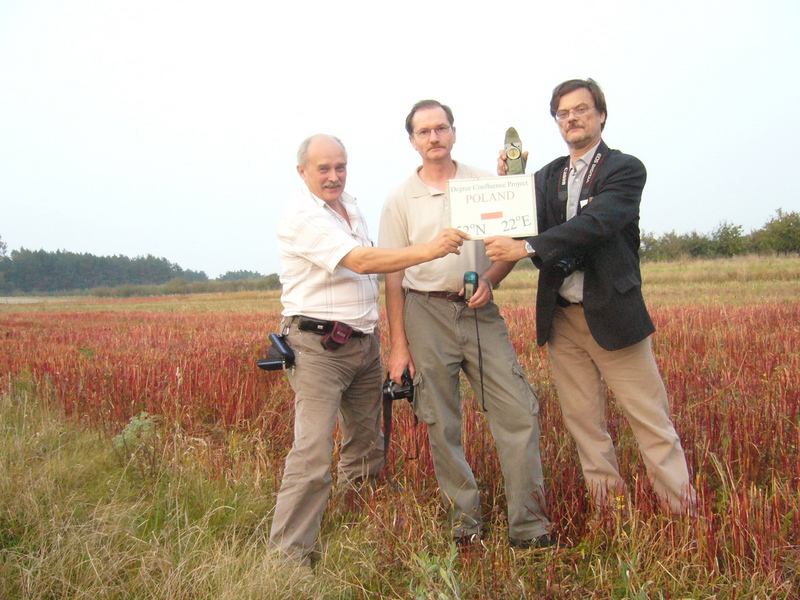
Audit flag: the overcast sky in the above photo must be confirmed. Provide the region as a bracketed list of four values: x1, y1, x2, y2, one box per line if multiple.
[2, 0, 798, 278]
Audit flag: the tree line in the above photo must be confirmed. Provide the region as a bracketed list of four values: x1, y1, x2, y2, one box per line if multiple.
[640, 209, 800, 261]
[0, 240, 280, 296]
[1, 208, 797, 295]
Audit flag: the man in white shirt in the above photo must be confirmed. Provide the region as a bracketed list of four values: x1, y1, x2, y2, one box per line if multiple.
[270, 134, 468, 566]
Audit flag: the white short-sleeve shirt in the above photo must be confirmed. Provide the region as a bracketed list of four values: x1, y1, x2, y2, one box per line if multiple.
[278, 188, 380, 333]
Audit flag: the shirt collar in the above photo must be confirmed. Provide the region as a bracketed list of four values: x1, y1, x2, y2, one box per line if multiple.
[410, 160, 462, 198]
[305, 187, 357, 209]
[572, 140, 603, 171]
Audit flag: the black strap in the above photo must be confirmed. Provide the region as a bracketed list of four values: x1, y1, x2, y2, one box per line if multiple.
[383, 397, 422, 490]
[474, 307, 486, 412]
[382, 397, 400, 490]
[557, 140, 610, 203]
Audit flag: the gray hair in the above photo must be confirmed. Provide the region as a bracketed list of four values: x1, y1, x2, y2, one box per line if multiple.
[296, 134, 347, 166]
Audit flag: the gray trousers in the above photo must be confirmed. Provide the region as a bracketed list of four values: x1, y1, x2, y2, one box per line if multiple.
[269, 320, 385, 563]
[404, 292, 550, 540]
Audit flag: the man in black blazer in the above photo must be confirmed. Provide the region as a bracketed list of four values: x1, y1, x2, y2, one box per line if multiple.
[485, 78, 696, 518]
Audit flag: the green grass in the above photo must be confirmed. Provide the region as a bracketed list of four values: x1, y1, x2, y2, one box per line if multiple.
[0, 378, 315, 600]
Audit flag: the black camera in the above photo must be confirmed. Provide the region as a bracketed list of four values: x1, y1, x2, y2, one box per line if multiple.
[382, 368, 414, 402]
[552, 256, 585, 278]
[257, 333, 295, 371]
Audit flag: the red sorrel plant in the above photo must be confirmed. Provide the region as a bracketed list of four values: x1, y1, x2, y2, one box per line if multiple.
[1, 295, 798, 596]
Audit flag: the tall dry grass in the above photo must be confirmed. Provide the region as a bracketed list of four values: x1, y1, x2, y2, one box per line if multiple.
[0, 378, 327, 599]
[0, 255, 798, 598]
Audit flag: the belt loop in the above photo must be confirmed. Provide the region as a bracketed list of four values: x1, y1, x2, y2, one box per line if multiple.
[281, 315, 294, 335]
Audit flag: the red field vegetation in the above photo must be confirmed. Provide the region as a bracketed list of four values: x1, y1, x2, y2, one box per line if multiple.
[1, 297, 798, 592]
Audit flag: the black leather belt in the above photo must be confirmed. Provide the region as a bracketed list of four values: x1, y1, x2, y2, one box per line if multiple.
[556, 295, 583, 308]
[296, 316, 367, 337]
[407, 289, 465, 302]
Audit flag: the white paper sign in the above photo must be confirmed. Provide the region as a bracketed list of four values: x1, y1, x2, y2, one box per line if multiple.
[447, 174, 537, 240]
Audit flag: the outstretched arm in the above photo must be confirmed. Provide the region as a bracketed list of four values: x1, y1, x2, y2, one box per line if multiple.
[339, 228, 469, 274]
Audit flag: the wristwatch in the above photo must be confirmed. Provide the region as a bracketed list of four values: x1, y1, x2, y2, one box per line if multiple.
[524, 241, 535, 257]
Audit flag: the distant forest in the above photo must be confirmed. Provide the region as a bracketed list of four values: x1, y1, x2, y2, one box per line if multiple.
[1, 209, 797, 295]
[639, 209, 800, 262]
[0, 242, 279, 296]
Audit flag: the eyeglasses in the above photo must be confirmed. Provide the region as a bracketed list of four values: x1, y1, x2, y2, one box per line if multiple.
[413, 125, 452, 139]
[554, 105, 595, 122]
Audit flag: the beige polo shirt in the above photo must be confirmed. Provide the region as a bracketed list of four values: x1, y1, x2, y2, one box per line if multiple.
[379, 162, 493, 292]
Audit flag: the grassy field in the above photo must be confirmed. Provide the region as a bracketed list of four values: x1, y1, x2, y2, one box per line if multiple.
[1, 256, 798, 599]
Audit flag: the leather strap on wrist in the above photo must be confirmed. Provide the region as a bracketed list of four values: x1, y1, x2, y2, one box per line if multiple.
[480, 276, 494, 299]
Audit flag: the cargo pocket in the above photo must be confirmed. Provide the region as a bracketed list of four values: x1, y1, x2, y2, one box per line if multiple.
[411, 371, 436, 425]
[512, 363, 540, 417]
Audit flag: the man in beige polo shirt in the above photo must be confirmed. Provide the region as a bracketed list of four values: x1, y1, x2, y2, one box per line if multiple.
[379, 101, 555, 549]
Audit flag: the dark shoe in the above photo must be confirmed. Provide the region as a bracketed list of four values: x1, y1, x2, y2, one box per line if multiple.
[453, 532, 483, 549]
[509, 533, 562, 550]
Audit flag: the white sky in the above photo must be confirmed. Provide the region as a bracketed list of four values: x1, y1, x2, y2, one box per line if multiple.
[1, 0, 798, 278]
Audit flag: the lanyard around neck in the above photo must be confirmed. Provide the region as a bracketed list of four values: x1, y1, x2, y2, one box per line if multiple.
[557, 140, 609, 202]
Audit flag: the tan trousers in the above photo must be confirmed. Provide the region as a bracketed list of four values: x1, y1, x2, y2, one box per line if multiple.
[547, 304, 696, 515]
[269, 321, 384, 564]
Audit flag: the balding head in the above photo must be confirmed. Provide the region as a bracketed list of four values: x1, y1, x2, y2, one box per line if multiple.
[296, 134, 348, 204]
[297, 134, 347, 167]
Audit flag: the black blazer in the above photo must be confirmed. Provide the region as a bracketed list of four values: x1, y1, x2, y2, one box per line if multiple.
[526, 142, 655, 351]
